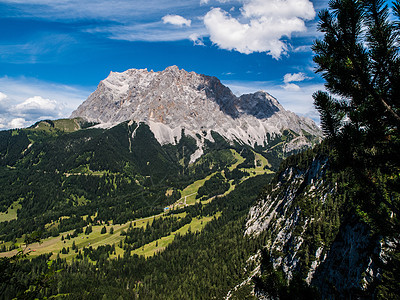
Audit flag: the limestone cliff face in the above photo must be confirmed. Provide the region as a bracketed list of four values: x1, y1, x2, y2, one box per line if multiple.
[71, 66, 321, 161]
[245, 152, 382, 297]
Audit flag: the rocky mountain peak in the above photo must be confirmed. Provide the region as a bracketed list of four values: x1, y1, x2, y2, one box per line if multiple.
[71, 66, 322, 160]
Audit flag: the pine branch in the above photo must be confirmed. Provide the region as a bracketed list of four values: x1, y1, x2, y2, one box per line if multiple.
[313, 91, 343, 138]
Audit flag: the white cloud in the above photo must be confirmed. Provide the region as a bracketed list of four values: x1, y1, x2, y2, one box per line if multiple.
[293, 45, 311, 52]
[88, 21, 207, 42]
[0, 92, 7, 101]
[0, 117, 7, 129]
[12, 96, 59, 117]
[2, 1, 205, 44]
[0, 76, 90, 110]
[189, 33, 205, 45]
[203, 0, 315, 58]
[162, 14, 192, 27]
[283, 83, 301, 91]
[1, 0, 196, 22]
[282, 72, 310, 90]
[0, 76, 91, 130]
[200, 0, 231, 4]
[9, 118, 28, 129]
[2, 0, 316, 52]
[303, 110, 321, 123]
[241, 0, 315, 20]
[283, 72, 309, 83]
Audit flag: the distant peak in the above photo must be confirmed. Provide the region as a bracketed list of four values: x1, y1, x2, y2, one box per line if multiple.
[164, 65, 180, 72]
[71, 66, 322, 150]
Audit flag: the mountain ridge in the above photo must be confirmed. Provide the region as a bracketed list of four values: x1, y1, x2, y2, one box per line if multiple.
[71, 66, 322, 162]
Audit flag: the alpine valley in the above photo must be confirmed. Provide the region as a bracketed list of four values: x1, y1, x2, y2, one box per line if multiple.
[0, 66, 397, 299]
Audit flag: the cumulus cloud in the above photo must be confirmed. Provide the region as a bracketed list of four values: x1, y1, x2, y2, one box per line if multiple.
[283, 83, 301, 91]
[203, 0, 315, 58]
[283, 72, 309, 83]
[9, 118, 28, 129]
[162, 15, 192, 27]
[282, 72, 310, 90]
[0, 76, 90, 130]
[242, 0, 315, 19]
[2, 0, 317, 51]
[12, 96, 60, 118]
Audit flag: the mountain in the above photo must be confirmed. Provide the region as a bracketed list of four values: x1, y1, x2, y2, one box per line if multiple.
[1, 67, 395, 299]
[0, 67, 325, 299]
[71, 66, 321, 163]
[0, 67, 322, 245]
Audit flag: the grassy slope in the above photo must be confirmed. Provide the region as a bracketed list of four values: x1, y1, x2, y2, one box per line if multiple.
[229, 149, 246, 170]
[0, 200, 22, 223]
[0, 148, 273, 261]
[31, 118, 83, 133]
[0, 213, 185, 260]
[131, 213, 221, 258]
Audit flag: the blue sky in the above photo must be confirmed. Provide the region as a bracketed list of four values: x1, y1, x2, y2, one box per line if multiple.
[0, 0, 331, 129]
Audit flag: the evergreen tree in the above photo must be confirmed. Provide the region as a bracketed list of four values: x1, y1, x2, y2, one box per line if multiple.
[101, 226, 107, 234]
[85, 225, 92, 235]
[314, 0, 400, 140]
[313, 0, 400, 233]
[312, 0, 400, 295]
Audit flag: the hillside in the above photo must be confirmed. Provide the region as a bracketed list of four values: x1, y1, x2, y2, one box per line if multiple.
[234, 143, 399, 298]
[0, 119, 260, 241]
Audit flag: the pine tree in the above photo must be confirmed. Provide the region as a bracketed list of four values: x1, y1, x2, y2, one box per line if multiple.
[313, 0, 400, 234]
[85, 225, 92, 235]
[313, 0, 400, 295]
[314, 0, 400, 140]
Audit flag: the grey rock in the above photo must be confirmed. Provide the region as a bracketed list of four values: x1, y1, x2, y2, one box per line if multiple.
[71, 66, 322, 161]
[245, 155, 382, 297]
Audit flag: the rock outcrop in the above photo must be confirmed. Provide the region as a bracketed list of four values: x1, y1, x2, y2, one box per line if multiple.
[245, 151, 382, 297]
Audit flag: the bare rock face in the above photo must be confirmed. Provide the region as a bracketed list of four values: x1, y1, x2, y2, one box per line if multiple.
[244, 155, 382, 297]
[71, 66, 322, 157]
